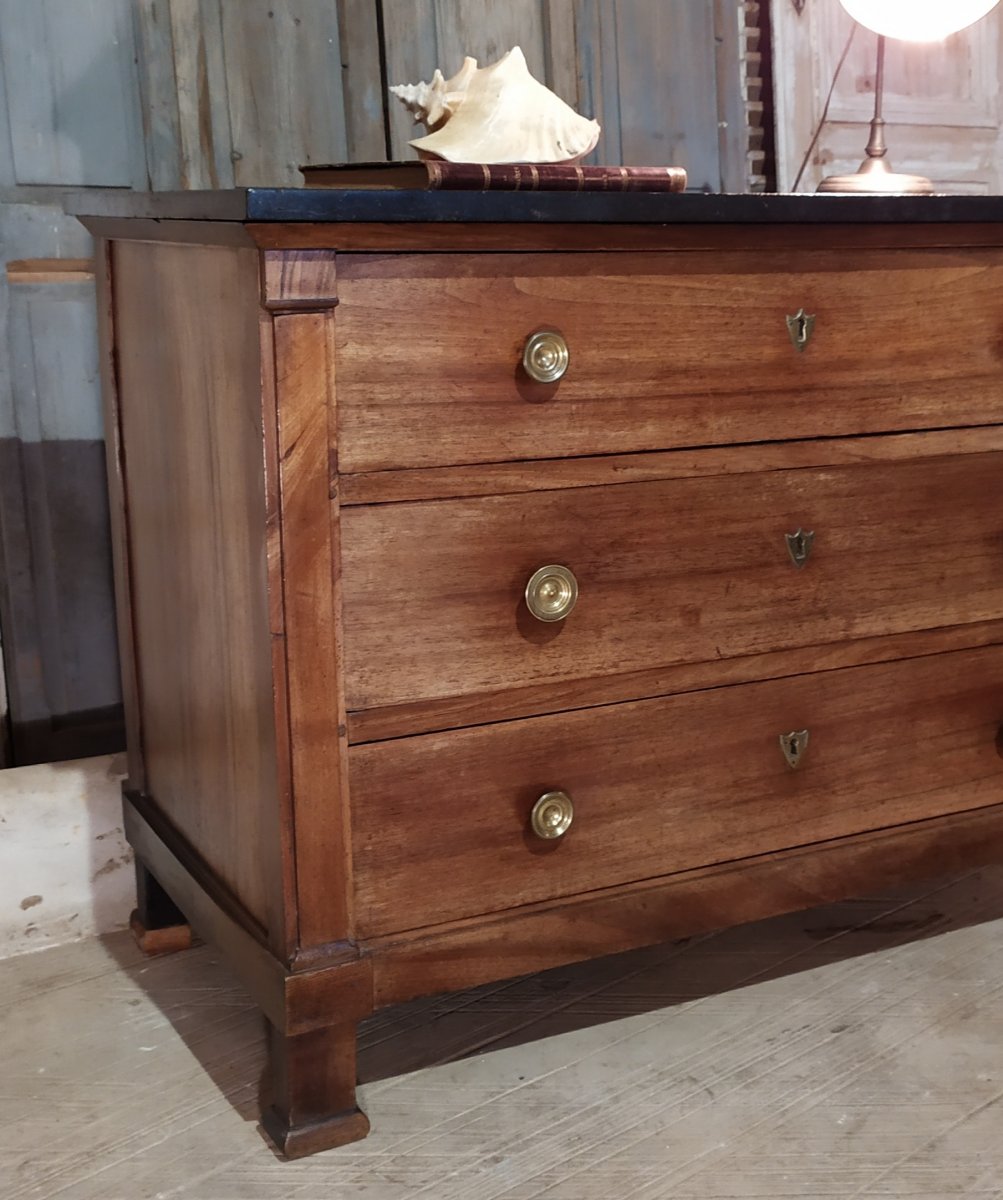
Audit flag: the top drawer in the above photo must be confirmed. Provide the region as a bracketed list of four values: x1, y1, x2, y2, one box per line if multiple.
[334, 249, 1003, 472]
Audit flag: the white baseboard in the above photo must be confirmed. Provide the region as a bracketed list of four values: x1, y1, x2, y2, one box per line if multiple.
[0, 754, 133, 959]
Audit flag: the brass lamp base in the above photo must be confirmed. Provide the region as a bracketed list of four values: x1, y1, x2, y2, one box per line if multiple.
[815, 36, 934, 197]
[817, 155, 934, 195]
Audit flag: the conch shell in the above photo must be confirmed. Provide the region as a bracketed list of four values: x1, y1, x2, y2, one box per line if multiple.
[390, 56, 478, 135]
[389, 46, 600, 165]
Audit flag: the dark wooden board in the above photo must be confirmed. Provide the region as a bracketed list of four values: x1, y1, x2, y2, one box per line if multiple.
[64, 188, 1003, 225]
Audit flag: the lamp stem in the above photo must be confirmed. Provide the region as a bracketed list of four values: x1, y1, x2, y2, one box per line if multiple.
[815, 28, 933, 193]
[863, 34, 887, 162]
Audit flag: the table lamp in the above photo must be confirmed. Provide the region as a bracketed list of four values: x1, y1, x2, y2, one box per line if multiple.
[817, 0, 1001, 193]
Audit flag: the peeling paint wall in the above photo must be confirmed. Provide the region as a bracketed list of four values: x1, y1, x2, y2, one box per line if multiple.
[0, 754, 131, 957]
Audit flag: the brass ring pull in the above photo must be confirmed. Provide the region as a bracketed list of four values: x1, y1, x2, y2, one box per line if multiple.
[786, 308, 816, 353]
[525, 564, 578, 622]
[531, 791, 575, 840]
[522, 330, 570, 383]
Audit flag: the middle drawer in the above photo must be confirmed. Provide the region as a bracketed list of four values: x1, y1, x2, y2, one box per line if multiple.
[341, 451, 1003, 714]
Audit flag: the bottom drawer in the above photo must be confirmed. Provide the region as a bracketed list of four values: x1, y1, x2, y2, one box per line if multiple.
[350, 646, 1003, 936]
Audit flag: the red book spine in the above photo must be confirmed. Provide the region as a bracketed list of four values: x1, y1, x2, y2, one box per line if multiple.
[424, 161, 687, 193]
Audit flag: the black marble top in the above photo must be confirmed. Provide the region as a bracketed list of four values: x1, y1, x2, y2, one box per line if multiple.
[65, 188, 1003, 225]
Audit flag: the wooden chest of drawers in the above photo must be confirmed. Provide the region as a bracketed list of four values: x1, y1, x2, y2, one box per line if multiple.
[73, 189, 1003, 1158]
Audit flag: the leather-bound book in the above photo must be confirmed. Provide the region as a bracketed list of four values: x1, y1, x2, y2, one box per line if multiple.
[300, 160, 687, 192]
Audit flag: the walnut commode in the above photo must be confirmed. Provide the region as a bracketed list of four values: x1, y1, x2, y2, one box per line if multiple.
[72, 187, 1003, 1157]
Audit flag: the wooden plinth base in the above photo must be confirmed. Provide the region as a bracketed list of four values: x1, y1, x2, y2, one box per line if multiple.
[130, 909, 193, 956]
[261, 1105, 371, 1159]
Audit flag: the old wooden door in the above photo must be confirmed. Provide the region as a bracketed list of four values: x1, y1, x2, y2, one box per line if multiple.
[772, 0, 1003, 192]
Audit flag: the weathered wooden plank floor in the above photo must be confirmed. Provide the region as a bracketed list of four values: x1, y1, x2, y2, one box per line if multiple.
[4, 867, 1003, 1198]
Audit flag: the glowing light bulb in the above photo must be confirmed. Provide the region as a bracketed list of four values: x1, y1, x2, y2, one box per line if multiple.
[839, 0, 999, 41]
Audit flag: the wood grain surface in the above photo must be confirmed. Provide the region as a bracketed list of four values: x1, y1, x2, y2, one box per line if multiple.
[345, 619, 1003, 745]
[93, 214, 1003, 1158]
[350, 645, 1003, 935]
[244, 218, 1003, 253]
[271, 309, 356, 949]
[339, 425, 1003, 506]
[261, 1020, 370, 1159]
[334, 249, 1003, 471]
[94, 239, 145, 789]
[112, 240, 285, 935]
[365, 804, 1003, 1007]
[262, 249, 338, 310]
[341, 452, 1003, 713]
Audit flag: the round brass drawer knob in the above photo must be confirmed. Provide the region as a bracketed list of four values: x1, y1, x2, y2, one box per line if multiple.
[525, 564, 578, 622]
[522, 330, 570, 383]
[531, 790, 575, 840]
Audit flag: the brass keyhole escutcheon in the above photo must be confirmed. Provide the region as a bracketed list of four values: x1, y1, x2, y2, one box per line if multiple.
[523, 330, 570, 383]
[530, 790, 575, 840]
[786, 308, 816, 353]
[785, 528, 815, 569]
[525, 564, 578, 622]
[780, 729, 810, 770]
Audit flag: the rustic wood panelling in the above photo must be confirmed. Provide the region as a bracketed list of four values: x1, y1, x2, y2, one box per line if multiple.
[0, 21, 15, 192]
[384, 1, 748, 185]
[133, 0, 384, 188]
[381, 0, 435, 162]
[0, 7, 139, 757]
[0, 201, 123, 766]
[614, 2, 720, 184]
[336, 0, 388, 161]
[133, 0, 236, 190]
[221, 0, 350, 184]
[0, 3, 754, 188]
[0, 273, 122, 764]
[0, 4, 755, 192]
[432, 0, 548, 84]
[382, 1, 548, 161]
[541, 2, 578, 109]
[568, 0, 620, 165]
[380, 0, 744, 182]
[132, 0, 184, 191]
[170, 0, 235, 188]
[0, 0, 145, 187]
